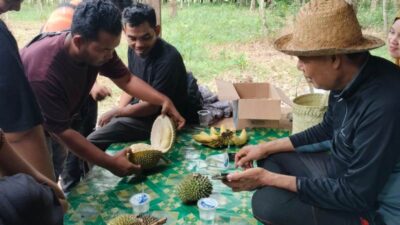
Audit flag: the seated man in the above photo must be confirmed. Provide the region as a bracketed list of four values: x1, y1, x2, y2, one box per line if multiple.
[0, 131, 66, 225]
[87, 3, 199, 150]
[21, 0, 185, 192]
[223, 1, 400, 225]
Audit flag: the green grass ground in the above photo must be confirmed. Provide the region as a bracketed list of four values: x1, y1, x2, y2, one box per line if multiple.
[3, 2, 395, 114]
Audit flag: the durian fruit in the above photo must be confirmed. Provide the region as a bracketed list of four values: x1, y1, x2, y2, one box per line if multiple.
[192, 126, 248, 148]
[177, 173, 213, 204]
[108, 214, 139, 225]
[108, 214, 167, 225]
[136, 214, 159, 225]
[232, 129, 248, 146]
[127, 115, 175, 170]
[127, 144, 163, 170]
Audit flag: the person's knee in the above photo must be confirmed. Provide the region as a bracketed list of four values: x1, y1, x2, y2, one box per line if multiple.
[252, 187, 286, 224]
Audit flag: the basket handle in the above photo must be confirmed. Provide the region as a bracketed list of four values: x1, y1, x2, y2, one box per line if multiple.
[295, 74, 329, 107]
[295, 74, 314, 98]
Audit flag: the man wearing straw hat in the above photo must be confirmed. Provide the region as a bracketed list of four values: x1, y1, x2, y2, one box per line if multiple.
[223, 0, 400, 225]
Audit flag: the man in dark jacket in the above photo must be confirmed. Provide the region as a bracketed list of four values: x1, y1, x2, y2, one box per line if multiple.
[223, 1, 400, 225]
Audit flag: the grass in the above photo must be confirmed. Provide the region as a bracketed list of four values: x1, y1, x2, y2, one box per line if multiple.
[4, 2, 396, 112]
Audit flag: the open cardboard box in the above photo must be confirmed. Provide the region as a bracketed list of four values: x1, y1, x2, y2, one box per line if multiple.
[215, 80, 293, 130]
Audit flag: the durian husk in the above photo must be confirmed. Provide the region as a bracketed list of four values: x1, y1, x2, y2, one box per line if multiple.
[150, 115, 176, 153]
[108, 214, 139, 225]
[108, 214, 167, 225]
[127, 146, 163, 170]
[127, 115, 176, 170]
[177, 173, 213, 204]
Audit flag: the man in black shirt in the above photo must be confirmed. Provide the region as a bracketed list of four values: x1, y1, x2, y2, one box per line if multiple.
[0, 0, 65, 223]
[87, 3, 195, 150]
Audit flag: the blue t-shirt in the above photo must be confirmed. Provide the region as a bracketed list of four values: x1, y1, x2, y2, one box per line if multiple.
[0, 20, 42, 132]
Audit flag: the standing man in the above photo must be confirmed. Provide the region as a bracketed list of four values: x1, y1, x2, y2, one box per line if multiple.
[223, 1, 400, 225]
[87, 3, 199, 150]
[21, 0, 185, 190]
[0, 0, 66, 223]
[40, 0, 133, 192]
[0, 0, 55, 181]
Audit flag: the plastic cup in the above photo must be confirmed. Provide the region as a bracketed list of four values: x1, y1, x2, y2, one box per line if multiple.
[129, 193, 150, 214]
[197, 197, 218, 221]
[183, 146, 201, 160]
[198, 110, 211, 127]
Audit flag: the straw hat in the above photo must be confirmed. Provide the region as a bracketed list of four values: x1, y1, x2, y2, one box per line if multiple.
[274, 0, 384, 56]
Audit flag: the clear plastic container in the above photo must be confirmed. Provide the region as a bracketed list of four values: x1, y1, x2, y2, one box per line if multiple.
[197, 197, 218, 221]
[129, 193, 150, 214]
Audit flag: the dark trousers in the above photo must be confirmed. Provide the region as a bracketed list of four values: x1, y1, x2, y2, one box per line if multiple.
[87, 116, 153, 151]
[252, 152, 384, 225]
[0, 174, 63, 225]
[47, 97, 97, 193]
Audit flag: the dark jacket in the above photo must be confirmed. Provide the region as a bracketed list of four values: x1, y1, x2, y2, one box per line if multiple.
[290, 55, 400, 224]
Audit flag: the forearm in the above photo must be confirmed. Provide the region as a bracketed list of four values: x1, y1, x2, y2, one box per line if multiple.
[118, 92, 133, 108]
[117, 102, 160, 117]
[259, 137, 295, 157]
[265, 172, 298, 193]
[4, 125, 56, 181]
[56, 129, 114, 169]
[0, 136, 43, 177]
[113, 75, 168, 106]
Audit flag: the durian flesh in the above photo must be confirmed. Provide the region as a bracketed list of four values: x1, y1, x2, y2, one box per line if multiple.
[127, 115, 176, 170]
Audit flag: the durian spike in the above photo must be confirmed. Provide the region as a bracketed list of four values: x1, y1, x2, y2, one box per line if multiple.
[149, 218, 167, 225]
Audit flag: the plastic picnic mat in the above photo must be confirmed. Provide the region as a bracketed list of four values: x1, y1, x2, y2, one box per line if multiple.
[64, 127, 289, 225]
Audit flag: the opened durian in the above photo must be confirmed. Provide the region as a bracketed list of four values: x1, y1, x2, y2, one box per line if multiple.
[127, 115, 176, 170]
[193, 125, 248, 148]
[177, 173, 213, 204]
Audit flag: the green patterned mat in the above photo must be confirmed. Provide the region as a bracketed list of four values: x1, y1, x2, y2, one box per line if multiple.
[64, 127, 289, 225]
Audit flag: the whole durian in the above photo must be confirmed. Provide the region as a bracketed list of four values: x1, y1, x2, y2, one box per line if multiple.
[127, 144, 163, 170]
[108, 214, 166, 225]
[177, 173, 213, 204]
[108, 214, 139, 225]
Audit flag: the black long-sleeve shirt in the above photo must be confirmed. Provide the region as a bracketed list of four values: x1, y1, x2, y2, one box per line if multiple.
[290, 55, 400, 223]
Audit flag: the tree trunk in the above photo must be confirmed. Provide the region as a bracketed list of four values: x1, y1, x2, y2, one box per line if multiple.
[371, 0, 379, 11]
[250, 0, 256, 11]
[258, 0, 268, 33]
[170, 0, 177, 18]
[383, 0, 388, 33]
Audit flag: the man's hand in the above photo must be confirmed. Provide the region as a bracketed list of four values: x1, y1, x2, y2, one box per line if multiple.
[161, 100, 185, 130]
[98, 108, 119, 127]
[108, 148, 141, 177]
[222, 168, 270, 192]
[90, 83, 111, 101]
[235, 144, 267, 169]
[34, 172, 68, 212]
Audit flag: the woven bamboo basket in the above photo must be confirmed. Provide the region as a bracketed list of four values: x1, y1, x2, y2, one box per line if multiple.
[292, 93, 328, 134]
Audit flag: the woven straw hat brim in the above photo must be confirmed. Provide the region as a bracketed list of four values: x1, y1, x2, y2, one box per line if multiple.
[274, 33, 385, 57]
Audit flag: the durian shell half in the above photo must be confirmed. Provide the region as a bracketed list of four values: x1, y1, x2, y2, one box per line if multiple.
[150, 115, 176, 153]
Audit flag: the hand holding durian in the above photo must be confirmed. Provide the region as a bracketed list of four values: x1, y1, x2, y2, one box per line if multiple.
[192, 125, 248, 148]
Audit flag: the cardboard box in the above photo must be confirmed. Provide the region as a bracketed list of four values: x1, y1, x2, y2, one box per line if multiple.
[216, 80, 293, 130]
